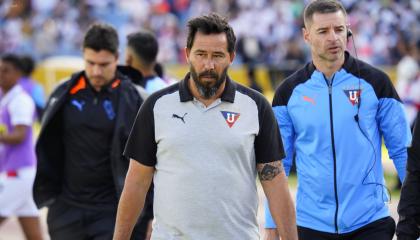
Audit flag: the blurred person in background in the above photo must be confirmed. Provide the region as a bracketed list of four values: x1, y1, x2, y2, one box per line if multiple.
[264, 0, 411, 239]
[0, 54, 42, 240]
[396, 38, 420, 129]
[125, 30, 168, 93]
[394, 36, 420, 190]
[397, 111, 420, 240]
[33, 22, 148, 240]
[237, 34, 264, 92]
[18, 55, 46, 120]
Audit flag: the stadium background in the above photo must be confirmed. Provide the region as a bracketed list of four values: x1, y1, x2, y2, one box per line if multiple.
[2, 0, 419, 93]
[0, 0, 419, 239]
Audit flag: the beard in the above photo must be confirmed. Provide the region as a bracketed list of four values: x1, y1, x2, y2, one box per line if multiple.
[190, 65, 228, 99]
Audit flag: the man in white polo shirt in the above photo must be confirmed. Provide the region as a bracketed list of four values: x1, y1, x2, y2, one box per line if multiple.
[113, 13, 297, 240]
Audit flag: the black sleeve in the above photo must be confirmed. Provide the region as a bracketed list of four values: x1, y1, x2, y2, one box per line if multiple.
[272, 64, 311, 107]
[255, 96, 285, 164]
[356, 60, 401, 101]
[123, 96, 157, 167]
[397, 113, 420, 239]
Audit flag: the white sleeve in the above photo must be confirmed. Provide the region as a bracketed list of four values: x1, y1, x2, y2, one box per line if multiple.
[7, 94, 35, 126]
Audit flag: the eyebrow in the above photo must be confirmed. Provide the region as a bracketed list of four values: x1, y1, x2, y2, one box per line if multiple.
[86, 60, 111, 65]
[194, 49, 226, 55]
[316, 25, 346, 31]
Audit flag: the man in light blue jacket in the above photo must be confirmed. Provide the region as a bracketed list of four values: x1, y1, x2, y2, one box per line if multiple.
[264, 0, 411, 239]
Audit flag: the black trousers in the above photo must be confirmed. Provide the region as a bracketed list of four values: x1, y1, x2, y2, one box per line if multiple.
[47, 199, 147, 240]
[298, 217, 396, 240]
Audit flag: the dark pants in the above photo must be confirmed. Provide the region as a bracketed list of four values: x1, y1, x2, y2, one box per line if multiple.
[47, 200, 147, 240]
[298, 217, 396, 240]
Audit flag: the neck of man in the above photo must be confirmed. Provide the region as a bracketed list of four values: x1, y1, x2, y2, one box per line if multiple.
[89, 76, 114, 92]
[1, 84, 14, 94]
[141, 68, 156, 79]
[132, 60, 155, 78]
[188, 77, 226, 107]
[312, 54, 345, 79]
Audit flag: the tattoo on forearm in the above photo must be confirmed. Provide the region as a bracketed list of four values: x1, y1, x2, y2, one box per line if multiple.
[258, 161, 284, 181]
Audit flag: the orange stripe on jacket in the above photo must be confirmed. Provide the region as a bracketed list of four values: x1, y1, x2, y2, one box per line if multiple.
[111, 79, 121, 89]
[70, 76, 86, 95]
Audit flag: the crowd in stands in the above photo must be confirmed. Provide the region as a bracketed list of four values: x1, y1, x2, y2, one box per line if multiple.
[0, 0, 419, 68]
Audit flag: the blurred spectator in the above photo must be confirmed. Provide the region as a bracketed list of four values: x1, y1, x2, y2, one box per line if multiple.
[0, 0, 418, 69]
[396, 37, 420, 128]
[394, 36, 420, 191]
[237, 34, 264, 92]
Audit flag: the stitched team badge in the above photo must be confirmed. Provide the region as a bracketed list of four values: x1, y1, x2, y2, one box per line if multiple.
[343, 89, 361, 106]
[221, 111, 240, 128]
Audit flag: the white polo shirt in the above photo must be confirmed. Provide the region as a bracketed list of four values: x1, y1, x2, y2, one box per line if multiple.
[125, 74, 285, 240]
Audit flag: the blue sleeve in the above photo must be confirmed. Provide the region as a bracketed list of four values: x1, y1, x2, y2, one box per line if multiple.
[377, 98, 412, 182]
[264, 105, 295, 228]
[273, 106, 295, 176]
[145, 78, 167, 93]
[31, 84, 46, 108]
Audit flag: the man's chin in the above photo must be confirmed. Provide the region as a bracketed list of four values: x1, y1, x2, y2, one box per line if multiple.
[322, 52, 343, 62]
[198, 81, 216, 89]
[199, 77, 216, 84]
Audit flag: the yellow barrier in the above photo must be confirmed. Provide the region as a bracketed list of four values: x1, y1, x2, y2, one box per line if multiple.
[32, 56, 84, 94]
[31, 57, 397, 99]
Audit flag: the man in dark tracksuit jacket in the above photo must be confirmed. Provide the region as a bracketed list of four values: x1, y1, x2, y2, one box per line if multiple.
[33, 23, 151, 240]
[397, 112, 420, 240]
[33, 70, 149, 236]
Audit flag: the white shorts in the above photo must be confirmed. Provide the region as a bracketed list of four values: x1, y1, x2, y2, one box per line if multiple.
[0, 166, 39, 217]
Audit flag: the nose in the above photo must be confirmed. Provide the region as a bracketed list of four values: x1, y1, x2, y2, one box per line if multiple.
[203, 58, 215, 70]
[327, 30, 339, 41]
[92, 65, 103, 75]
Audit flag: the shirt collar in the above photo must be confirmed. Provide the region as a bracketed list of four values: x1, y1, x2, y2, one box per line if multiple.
[179, 73, 236, 103]
[82, 73, 121, 93]
[308, 51, 355, 76]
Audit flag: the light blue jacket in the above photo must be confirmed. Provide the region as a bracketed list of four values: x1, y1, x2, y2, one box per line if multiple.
[265, 52, 411, 233]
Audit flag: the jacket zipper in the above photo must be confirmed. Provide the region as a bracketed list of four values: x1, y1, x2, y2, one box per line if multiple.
[326, 77, 339, 233]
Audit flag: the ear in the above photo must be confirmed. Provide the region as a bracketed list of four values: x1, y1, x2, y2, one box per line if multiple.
[125, 53, 133, 65]
[184, 47, 190, 63]
[229, 52, 236, 64]
[346, 29, 353, 42]
[302, 27, 310, 44]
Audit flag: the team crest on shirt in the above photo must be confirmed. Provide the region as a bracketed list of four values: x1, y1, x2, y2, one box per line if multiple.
[221, 111, 240, 128]
[343, 89, 362, 106]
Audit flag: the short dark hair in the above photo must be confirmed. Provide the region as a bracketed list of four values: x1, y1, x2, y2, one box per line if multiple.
[303, 0, 347, 28]
[20, 55, 36, 76]
[1, 54, 24, 72]
[83, 23, 119, 55]
[154, 62, 164, 78]
[186, 13, 236, 53]
[127, 31, 158, 66]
